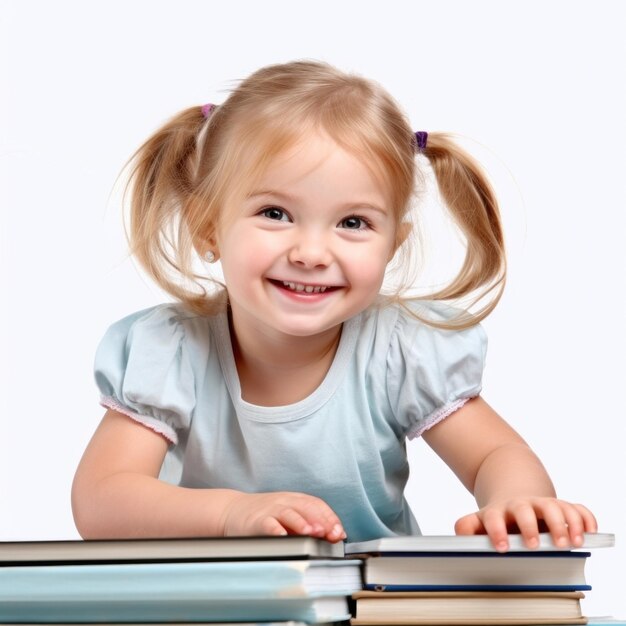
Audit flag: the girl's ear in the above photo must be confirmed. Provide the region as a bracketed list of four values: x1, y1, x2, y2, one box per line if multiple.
[194, 228, 220, 262]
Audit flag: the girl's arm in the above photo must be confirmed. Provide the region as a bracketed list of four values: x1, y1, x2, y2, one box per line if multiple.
[71, 410, 345, 541]
[421, 396, 597, 552]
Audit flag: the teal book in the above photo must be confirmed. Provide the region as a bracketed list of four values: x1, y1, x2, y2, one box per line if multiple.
[0, 559, 362, 623]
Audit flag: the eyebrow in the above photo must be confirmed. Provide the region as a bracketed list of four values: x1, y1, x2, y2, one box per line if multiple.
[247, 190, 389, 215]
[247, 190, 297, 202]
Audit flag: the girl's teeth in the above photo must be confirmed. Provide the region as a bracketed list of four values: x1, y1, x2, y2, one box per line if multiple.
[282, 281, 327, 294]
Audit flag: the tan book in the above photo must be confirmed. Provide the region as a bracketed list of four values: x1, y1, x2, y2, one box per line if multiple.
[351, 590, 587, 625]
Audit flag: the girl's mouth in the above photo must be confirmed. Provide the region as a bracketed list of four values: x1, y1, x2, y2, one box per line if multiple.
[268, 279, 340, 295]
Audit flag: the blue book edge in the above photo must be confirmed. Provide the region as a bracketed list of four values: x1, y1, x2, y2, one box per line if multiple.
[363, 583, 593, 592]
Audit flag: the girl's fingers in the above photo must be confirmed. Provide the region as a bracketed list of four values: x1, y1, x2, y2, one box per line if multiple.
[559, 502, 586, 547]
[458, 498, 599, 554]
[531, 498, 569, 548]
[573, 503, 598, 534]
[296, 497, 346, 540]
[561, 503, 597, 546]
[223, 491, 345, 540]
[259, 516, 289, 536]
[326, 523, 347, 542]
[454, 513, 485, 536]
[276, 507, 317, 536]
[272, 496, 346, 541]
[480, 507, 511, 552]
[505, 501, 541, 549]
[527, 499, 597, 549]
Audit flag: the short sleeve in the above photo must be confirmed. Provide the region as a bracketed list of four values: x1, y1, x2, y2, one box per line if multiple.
[94, 305, 197, 445]
[385, 302, 487, 439]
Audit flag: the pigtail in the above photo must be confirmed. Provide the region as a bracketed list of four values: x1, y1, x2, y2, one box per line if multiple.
[124, 106, 220, 311]
[412, 133, 506, 329]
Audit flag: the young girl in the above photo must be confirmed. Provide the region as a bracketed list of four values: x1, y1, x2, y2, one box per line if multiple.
[72, 60, 597, 551]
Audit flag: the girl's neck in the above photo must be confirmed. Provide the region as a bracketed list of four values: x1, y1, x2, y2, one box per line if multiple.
[228, 310, 342, 407]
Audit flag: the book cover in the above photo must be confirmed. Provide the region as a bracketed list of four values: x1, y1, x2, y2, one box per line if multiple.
[0, 559, 362, 623]
[345, 532, 615, 555]
[362, 551, 591, 592]
[350, 590, 586, 625]
[0, 534, 344, 564]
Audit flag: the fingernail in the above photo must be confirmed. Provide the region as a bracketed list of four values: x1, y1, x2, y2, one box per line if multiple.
[302, 524, 313, 534]
[331, 524, 343, 537]
[556, 536, 568, 548]
[574, 534, 583, 546]
[528, 537, 539, 549]
[496, 541, 508, 552]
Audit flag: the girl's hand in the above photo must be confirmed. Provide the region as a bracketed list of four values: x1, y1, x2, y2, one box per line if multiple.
[220, 491, 347, 543]
[454, 496, 598, 552]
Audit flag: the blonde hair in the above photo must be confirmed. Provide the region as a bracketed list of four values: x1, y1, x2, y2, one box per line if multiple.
[125, 60, 505, 329]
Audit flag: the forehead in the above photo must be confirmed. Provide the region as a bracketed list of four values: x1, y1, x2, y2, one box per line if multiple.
[250, 131, 390, 203]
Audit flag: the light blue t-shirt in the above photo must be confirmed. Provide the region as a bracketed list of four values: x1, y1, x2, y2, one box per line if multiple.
[94, 299, 486, 542]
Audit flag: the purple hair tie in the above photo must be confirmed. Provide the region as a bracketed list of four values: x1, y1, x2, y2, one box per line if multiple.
[201, 103, 216, 118]
[415, 131, 428, 151]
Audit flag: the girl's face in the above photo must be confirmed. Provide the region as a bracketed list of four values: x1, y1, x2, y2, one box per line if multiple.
[216, 131, 398, 344]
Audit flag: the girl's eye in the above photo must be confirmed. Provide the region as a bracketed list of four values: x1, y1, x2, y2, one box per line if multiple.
[260, 207, 290, 221]
[339, 216, 370, 230]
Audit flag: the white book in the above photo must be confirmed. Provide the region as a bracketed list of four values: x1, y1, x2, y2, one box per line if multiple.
[345, 532, 615, 555]
[0, 534, 343, 563]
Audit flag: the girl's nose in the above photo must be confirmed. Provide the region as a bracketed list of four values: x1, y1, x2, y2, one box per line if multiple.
[287, 232, 332, 268]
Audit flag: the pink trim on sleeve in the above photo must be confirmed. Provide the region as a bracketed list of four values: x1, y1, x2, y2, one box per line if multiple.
[406, 397, 473, 440]
[100, 396, 178, 445]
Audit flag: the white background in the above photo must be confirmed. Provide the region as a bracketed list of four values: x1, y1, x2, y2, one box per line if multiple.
[1, 0, 624, 618]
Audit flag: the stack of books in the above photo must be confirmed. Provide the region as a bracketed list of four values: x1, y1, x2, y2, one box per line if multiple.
[344, 532, 615, 625]
[0, 535, 362, 624]
[0, 532, 616, 624]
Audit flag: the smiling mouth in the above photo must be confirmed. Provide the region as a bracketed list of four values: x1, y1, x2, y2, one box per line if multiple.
[269, 279, 340, 294]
